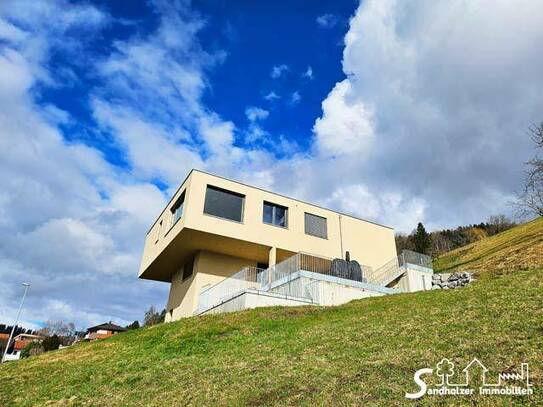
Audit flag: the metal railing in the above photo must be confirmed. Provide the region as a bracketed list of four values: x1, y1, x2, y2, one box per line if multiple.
[267, 253, 333, 281]
[258, 253, 336, 301]
[400, 250, 433, 268]
[365, 257, 401, 285]
[198, 266, 264, 312]
[197, 256, 329, 313]
[196, 250, 432, 313]
[366, 250, 433, 286]
[197, 253, 374, 313]
[267, 252, 372, 283]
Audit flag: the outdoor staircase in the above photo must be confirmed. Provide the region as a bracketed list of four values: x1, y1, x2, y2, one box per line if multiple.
[366, 250, 433, 287]
[366, 257, 406, 287]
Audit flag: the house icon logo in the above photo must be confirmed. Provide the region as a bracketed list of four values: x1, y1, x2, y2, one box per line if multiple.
[462, 358, 488, 385]
[406, 358, 533, 399]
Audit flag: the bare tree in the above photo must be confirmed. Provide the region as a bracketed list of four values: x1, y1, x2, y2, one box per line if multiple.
[38, 320, 76, 338]
[430, 232, 452, 256]
[487, 214, 515, 235]
[395, 233, 415, 254]
[529, 122, 543, 148]
[143, 306, 164, 327]
[515, 123, 543, 218]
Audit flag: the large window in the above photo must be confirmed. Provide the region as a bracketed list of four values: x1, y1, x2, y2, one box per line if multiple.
[263, 201, 288, 228]
[170, 191, 185, 227]
[304, 212, 328, 239]
[203, 185, 245, 222]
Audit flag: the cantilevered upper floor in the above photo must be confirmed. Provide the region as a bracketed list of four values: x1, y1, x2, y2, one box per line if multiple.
[139, 169, 397, 282]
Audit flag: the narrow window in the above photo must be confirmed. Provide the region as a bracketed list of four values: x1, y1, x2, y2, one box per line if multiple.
[203, 185, 245, 222]
[263, 202, 288, 228]
[170, 191, 185, 227]
[304, 212, 328, 239]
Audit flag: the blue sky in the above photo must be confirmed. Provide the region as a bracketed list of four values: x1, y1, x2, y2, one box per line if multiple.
[196, 0, 354, 153]
[36, 0, 355, 167]
[1, 0, 542, 329]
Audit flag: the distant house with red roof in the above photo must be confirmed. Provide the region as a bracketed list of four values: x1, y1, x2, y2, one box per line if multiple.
[2, 333, 44, 361]
[84, 322, 127, 341]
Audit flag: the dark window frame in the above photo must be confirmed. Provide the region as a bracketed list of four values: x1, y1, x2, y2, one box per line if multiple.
[203, 185, 245, 223]
[262, 201, 288, 228]
[304, 212, 328, 239]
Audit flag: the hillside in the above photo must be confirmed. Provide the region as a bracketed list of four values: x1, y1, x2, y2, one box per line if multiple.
[433, 216, 543, 276]
[1, 267, 541, 405]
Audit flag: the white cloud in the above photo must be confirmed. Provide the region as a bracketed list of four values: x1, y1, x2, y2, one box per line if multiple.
[326, 186, 426, 233]
[270, 64, 289, 78]
[92, 100, 203, 185]
[245, 125, 268, 144]
[313, 80, 374, 157]
[302, 66, 313, 79]
[245, 106, 269, 122]
[0, 18, 26, 43]
[311, 0, 543, 229]
[244, 107, 271, 145]
[290, 91, 302, 105]
[277, 136, 300, 156]
[316, 14, 338, 28]
[94, 0, 239, 172]
[264, 91, 280, 101]
[199, 114, 236, 154]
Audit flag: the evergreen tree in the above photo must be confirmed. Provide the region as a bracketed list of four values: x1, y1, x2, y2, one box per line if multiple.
[413, 222, 431, 254]
[42, 334, 61, 352]
[126, 320, 140, 330]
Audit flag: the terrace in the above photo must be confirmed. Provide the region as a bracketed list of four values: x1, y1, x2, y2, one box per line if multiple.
[195, 250, 433, 315]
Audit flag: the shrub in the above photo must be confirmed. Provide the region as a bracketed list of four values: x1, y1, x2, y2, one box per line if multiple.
[42, 335, 61, 352]
[20, 342, 43, 359]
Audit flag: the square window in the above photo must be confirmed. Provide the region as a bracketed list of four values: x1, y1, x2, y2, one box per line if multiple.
[263, 202, 288, 228]
[304, 212, 327, 239]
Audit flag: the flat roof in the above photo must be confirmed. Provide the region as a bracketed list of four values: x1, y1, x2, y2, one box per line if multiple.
[147, 168, 394, 234]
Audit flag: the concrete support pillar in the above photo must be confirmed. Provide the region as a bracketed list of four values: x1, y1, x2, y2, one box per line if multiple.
[268, 247, 277, 267]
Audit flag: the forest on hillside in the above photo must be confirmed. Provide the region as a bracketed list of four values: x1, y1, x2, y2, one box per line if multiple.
[395, 215, 516, 257]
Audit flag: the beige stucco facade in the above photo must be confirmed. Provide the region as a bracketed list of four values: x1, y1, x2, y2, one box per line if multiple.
[139, 169, 398, 320]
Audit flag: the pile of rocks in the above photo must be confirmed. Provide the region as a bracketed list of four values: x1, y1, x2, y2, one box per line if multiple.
[432, 271, 473, 290]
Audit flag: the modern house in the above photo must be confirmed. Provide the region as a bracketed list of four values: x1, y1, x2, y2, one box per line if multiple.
[85, 322, 127, 341]
[139, 170, 433, 322]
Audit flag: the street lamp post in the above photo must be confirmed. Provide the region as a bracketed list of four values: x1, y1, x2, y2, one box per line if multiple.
[1, 283, 30, 363]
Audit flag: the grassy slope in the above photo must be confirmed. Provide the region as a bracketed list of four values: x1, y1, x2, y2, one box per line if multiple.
[1, 268, 542, 406]
[434, 217, 543, 276]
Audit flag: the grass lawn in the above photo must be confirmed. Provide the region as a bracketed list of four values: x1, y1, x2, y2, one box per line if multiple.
[433, 217, 543, 276]
[0, 267, 541, 406]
